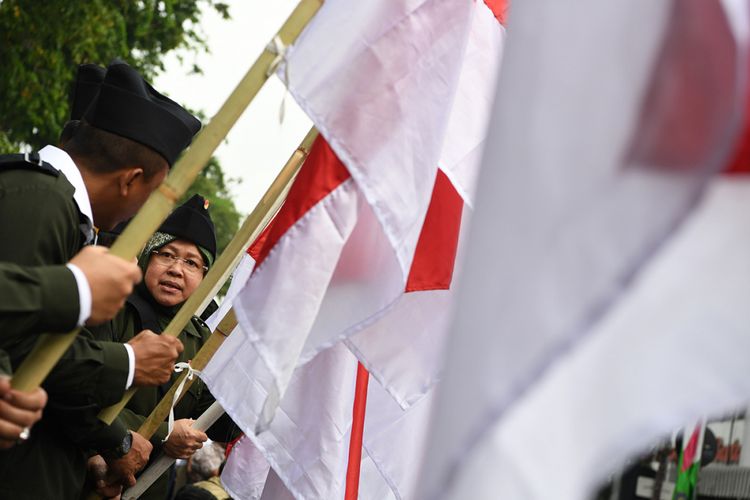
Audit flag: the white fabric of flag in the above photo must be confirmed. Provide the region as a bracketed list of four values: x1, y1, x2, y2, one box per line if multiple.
[201, 1, 506, 498]
[346, 1, 505, 409]
[419, 0, 749, 499]
[205, 251, 255, 332]
[440, 177, 750, 500]
[203, 0, 475, 432]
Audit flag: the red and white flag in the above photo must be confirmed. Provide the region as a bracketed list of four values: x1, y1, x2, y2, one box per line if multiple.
[201, 0, 506, 497]
[203, 0, 475, 428]
[419, 1, 750, 499]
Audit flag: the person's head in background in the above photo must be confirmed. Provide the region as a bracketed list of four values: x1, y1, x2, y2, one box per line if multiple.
[139, 194, 217, 309]
[59, 61, 201, 230]
[186, 442, 225, 484]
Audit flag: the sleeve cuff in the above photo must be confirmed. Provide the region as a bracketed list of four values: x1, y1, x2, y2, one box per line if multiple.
[123, 343, 135, 390]
[65, 263, 91, 326]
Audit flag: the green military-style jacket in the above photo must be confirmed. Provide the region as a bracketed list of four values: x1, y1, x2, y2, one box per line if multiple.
[91, 293, 238, 500]
[0, 262, 80, 337]
[0, 160, 131, 499]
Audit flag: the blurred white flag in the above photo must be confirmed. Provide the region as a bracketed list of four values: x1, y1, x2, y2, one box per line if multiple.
[420, 0, 748, 499]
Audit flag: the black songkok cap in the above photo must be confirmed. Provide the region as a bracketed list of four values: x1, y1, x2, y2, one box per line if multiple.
[159, 194, 217, 262]
[70, 64, 105, 120]
[83, 60, 201, 166]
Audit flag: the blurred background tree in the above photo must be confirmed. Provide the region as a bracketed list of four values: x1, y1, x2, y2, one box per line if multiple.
[0, 0, 241, 253]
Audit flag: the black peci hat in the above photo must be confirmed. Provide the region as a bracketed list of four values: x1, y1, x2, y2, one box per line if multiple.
[159, 194, 217, 263]
[70, 64, 106, 120]
[83, 60, 201, 166]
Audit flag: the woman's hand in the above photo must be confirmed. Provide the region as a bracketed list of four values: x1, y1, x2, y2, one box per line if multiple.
[163, 418, 208, 459]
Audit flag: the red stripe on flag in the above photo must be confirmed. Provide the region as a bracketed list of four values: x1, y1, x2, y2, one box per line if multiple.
[405, 169, 464, 293]
[225, 433, 243, 459]
[248, 223, 273, 261]
[345, 363, 370, 500]
[724, 50, 750, 175]
[625, 0, 737, 172]
[250, 137, 352, 267]
[484, 0, 509, 25]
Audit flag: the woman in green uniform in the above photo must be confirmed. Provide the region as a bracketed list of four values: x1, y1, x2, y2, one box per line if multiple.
[91, 194, 238, 499]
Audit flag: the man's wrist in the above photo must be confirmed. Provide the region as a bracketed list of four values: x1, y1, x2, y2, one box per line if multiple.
[101, 430, 132, 461]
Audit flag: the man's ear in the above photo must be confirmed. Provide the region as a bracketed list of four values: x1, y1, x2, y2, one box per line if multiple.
[117, 167, 145, 196]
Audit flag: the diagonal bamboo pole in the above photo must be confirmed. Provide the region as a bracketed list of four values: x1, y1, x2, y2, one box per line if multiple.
[10, 0, 322, 393]
[85, 129, 321, 500]
[97, 127, 319, 424]
[125, 127, 319, 435]
[122, 401, 226, 500]
[135, 308, 237, 437]
[85, 311, 238, 500]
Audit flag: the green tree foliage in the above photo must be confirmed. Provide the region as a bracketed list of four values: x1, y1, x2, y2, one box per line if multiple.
[0, 0, 229, 148]
[0, 0, 241, 254]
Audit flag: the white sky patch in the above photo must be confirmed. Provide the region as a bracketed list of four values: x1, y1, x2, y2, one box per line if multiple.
[155, 0, 313, 214]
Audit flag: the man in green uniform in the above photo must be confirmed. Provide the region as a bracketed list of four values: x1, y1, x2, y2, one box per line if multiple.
[0, 61, 199, 498]
[0, 248, 138, 448]
[90, 195, 239, 499]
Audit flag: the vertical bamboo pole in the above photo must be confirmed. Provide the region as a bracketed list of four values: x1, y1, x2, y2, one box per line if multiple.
[10, 0, 322, 393]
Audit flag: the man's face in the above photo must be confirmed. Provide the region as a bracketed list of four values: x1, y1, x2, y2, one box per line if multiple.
[144, 239, 206, 307]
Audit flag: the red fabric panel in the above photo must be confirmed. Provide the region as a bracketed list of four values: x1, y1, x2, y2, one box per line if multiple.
[723, 47, 750, 175]
[625, 0, 737, 172]
[225, 433, 243, 459]
[248, 222, 273, 261]
[345, 363, 370, 500]
[405, 170, 464, 293]
[250, 137, 352, 267]
[724, 134, 750, 174]
[484, 0, 509, 25]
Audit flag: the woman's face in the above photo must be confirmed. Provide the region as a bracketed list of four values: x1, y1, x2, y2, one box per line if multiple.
[144, 239, 206, 307]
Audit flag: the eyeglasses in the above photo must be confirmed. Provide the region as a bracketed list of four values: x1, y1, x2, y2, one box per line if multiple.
[150, 250, 208, 275]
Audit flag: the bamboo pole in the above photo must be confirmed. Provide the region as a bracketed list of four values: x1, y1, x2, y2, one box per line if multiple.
[89, 128, 319, 499]
[127, 126, 319, 435]
[136, 309, 237, 438]
[122, 402, 226, 500]
[88, 126, 317, 498]
[10, 0, 322, 393]
[85, 312, 238, 500]
[97, 127, 318, 424]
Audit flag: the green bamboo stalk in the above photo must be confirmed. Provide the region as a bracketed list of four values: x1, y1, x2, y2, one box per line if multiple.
[10, 0, 322, 393]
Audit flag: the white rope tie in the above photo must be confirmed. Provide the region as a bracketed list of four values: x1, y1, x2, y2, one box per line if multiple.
[163, 362, 202, 442]
[266, 35, 290, 124]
